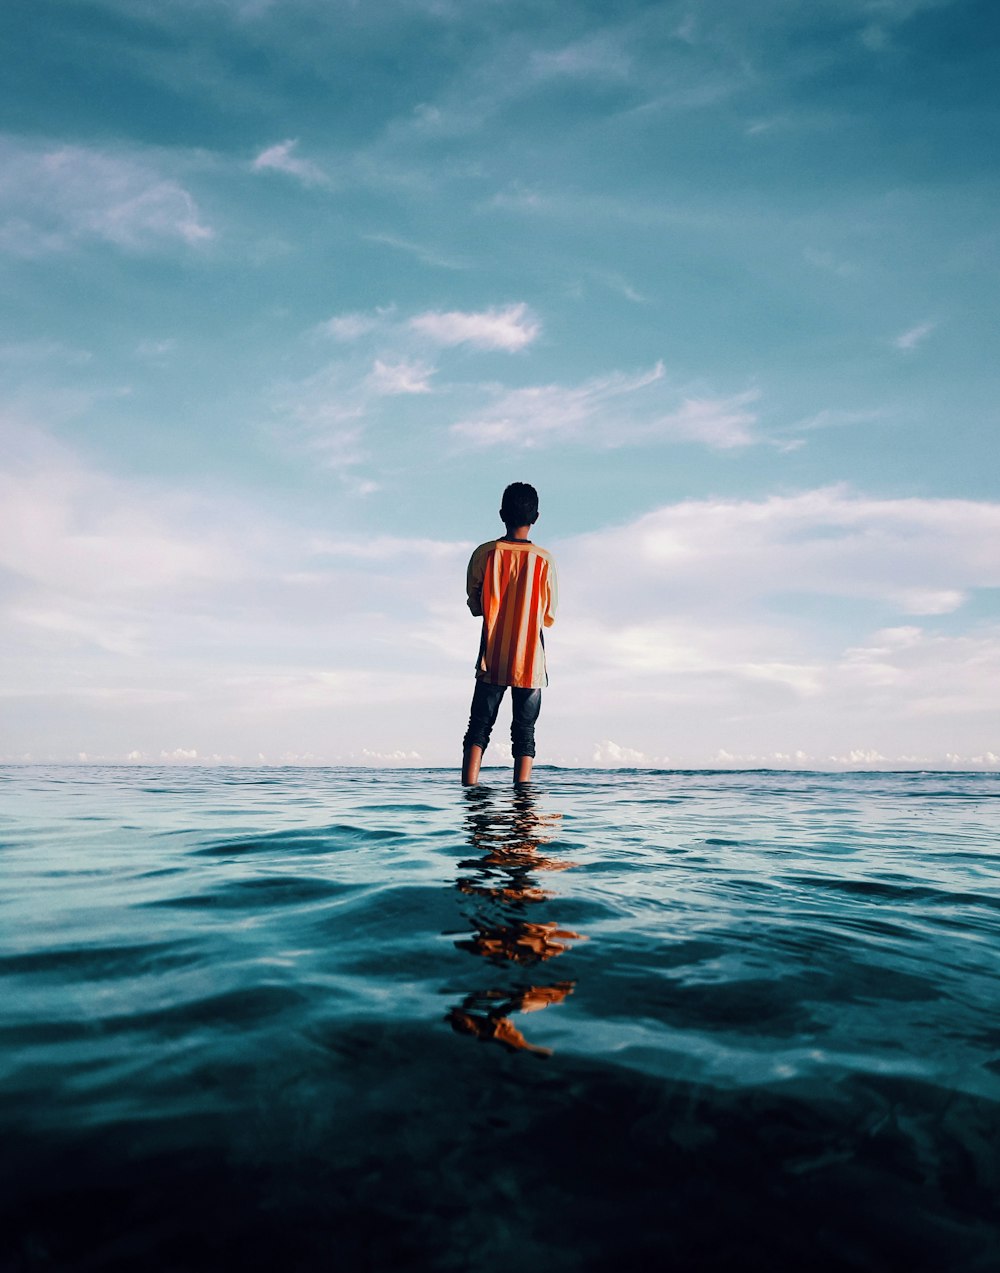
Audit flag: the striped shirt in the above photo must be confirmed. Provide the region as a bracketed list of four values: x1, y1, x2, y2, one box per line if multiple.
[466, 538, 558, 689]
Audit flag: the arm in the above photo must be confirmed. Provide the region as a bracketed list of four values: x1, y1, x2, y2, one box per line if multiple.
[466, 543, 489, 616]
[542, 558, 558, 628]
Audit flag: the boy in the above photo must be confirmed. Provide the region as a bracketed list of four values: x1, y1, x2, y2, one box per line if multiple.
[461, 482, 558, 785]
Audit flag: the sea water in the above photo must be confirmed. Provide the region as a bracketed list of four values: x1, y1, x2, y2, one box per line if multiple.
[1, 766, 998, 1271]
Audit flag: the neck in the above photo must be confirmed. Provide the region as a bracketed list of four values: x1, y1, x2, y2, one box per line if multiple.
[503, 525, 532, 541]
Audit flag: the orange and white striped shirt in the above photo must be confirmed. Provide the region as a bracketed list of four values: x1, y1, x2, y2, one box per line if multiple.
[467, 538, 558, 689]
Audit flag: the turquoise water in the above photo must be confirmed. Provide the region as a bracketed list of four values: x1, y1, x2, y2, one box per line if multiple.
[1, 766, 998, 1271]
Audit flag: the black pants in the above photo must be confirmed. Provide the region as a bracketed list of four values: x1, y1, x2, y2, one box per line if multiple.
[463, 680, 542, 759]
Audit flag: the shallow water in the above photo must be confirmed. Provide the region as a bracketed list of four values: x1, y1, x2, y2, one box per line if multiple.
[1, 765, 998, 1271]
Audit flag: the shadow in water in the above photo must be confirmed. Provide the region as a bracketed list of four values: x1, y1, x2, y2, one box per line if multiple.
[446, 783, 585, 1057]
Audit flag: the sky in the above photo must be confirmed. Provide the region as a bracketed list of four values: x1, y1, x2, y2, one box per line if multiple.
[1, 0, 999, 769]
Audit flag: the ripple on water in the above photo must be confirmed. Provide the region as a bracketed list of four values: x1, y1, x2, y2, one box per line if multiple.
[0, 766, 998, 1272]
[0, 939, 200, 982]
[143, 875, 351, 910]
[192, 823, 408, 856]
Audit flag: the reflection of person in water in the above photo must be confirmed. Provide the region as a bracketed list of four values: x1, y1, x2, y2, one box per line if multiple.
[447, 785, 584, 1056]
[448, 983, 575, 1058]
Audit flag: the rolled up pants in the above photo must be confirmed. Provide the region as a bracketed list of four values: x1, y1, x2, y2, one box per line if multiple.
[463, 680, 542, 759]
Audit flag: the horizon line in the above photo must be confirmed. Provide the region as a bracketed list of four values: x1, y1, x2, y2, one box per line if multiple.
[2, 762, 998, 776]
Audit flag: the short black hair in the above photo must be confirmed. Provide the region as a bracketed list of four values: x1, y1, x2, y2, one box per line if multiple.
[500, 481, 539, 527]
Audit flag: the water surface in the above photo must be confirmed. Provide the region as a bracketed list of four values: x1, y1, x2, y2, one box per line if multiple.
[2, 766, 998, 1271]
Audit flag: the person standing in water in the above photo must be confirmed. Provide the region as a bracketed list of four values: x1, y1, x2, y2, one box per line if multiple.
[461, 482, 558, 786]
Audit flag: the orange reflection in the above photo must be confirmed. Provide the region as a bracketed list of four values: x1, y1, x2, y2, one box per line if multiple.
[447, 785, 585, 1056]
[447, 983, 575, 1057]
[456, 920, 582, 964]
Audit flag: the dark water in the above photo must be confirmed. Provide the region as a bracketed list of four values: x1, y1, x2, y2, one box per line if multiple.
[1, 766, 998, 1272]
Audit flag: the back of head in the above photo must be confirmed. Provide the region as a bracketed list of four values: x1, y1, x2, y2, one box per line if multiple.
[500, 481, 539, 528]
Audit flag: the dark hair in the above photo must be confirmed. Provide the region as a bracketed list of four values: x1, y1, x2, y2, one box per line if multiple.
[500, 481, 539, 527]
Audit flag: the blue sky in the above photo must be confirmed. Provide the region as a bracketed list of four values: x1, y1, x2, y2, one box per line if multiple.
[2, 0, 999, 767]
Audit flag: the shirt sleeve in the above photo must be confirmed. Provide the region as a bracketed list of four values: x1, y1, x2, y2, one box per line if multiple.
[466, 543, 489, 616]
[542, 557, 558, 628]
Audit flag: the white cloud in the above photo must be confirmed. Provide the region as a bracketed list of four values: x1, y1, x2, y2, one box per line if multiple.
[559, 487, 1000, 622]
[592, 271, 647, 303]
[359, 747, 423, 764]
[5, 419, 1000, 766]
[0, 422, 239, 601]
[318, 312, 382, 341]
[293, 313, 752, 465]
[270, 361, 370, 467]
[135, 338, 176, 360]
[592, 739, 648, 766]
[660, 394, 759, 449]
[252, 139, 329, 186]
[367, 358, 435, 394]
[9, 604, 144, 657]
[452, 361, 759, 450]
[834, 748, 887, 764]
[857, 0, 953, 48]
[452, 363, 660, 446]
[746, 117, 784, 136]
[486, 183, 549, 213]
[893, 321, 936, 351]
[538, 488, 1000, 763]
[860, 24, 890, 50]
[315, 301, 537, 353]
[308, 534, 468, 561]
[791, 407, 887, 433]
[0, 136, 211, 255]
[0, 420, 466, 757]
[409, 303, 540, 351]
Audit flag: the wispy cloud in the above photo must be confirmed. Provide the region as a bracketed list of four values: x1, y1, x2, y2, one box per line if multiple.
[135, 338, 176, 362]
[316, 302, 538, 353]
[788, 407, 888, 434]
[409, 303, 540, 351]
[271, 362, 368, 468]
[803, 246, 857, 277]
[659, 394, 760, 449]
[252, 139, 329, 187]
[893, 320, 936, 351]
[273, 342, 438, 468]
[530, 33, 632, 81]
[363, 232, 468, 270]
[0, 340, 92, 366]
[592, 271, 647, 303]
[317, 312, 385, 341]
[856, 0, 954, 51]
[0, 136, 212, 255]
[452, 362, 663, 447]
[367, 358, 435, 395]
[451, 362, 759, 450]
[745, 116, 785, 136]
